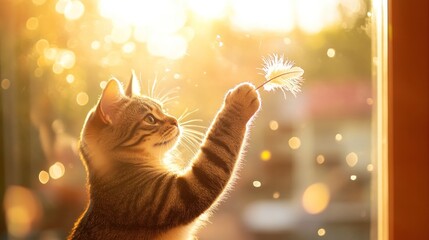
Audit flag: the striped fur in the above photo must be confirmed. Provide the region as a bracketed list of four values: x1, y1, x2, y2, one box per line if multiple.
[68, 79, 260, 240]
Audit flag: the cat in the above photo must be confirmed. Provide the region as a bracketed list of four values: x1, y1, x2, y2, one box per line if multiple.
[68, 73, 261, 240]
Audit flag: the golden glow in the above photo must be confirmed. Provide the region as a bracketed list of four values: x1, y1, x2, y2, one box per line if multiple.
[91, 40, 101, 50]
[302, 183, 330, 214]
[260, 150, 272, 161]
[147, 34, 188, 60]
[26, 17, 39, 30]
[58, 50, 76, 68]
[288, 137, 301, 150]
[44, 48, 76, 73]
[110, 25, 132, 44]
[1, 78, 11, 90]
[187, 0, 228, 20]
[296, 0, 340, 34]
[269, 120, 279, 131]
[38, 171, 50, 184]
[49, 162, 65, 179]
[64, 0, 85, 20]
[99, 0, 186, 33]
[350, 175, 357, 181]
[76, 92, 89, 106]
[253, 180, 262, 188]
[231, 0, 294, 32]
[316, 154, 325, 164]
[318, 228, 326, 236]
[92, 0, 366, 61]
[122, 42, 136, 54]
[346, 152, 358, 167]
[4, 186, 42, 238]
[32, 0, 46, 5]
[56, 0, 68, 14]
[327, 48, 336, 58]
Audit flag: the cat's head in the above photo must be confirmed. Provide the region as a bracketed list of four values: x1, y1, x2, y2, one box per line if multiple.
[80, 73, 180, 171]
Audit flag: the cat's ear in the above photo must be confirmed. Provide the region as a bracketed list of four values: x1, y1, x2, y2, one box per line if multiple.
[98, 79, 125, 124]
[125, 70, 141, 97]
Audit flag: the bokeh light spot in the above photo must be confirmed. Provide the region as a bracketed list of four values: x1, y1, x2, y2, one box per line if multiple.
[253, 180, 262, 188]
[327, 48, 336, 58]
[367, 164, 374, 172]
[318, 228, 326, 236]
[76, 92, 89, 106]
[273, 192, 280, 199]
[346, 152, 358, 167]
[4, 186, 42, 238]
[316, 154, 325, 164]
[57, 50, 76, 69]
[335, 133, 342, 141]
[44, 47, 58, 60]
[288, 137, 301, 150]
[64, 0, 85, 20]
[260, 150, 272, 161]
[100, 81, 107, 89]
[35, 39, 49, 54]
[1, 79, 11, 90]
[302, 183, 330, 214]
[55, 0, 68, 14]
[49, 162, 65, 179]
[350, 175, 357, 181]
[269, 120, 279, 131]
[38, 171, 50, 184]
[52, 63, 64, 74]
[26, 17, 39, 30]
[66, 74, 75, 84]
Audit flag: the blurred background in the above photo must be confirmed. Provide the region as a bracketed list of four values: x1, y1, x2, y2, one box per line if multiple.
[0, 0, 374, 239]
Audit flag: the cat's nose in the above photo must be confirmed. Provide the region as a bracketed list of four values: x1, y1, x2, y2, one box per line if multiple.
[169, 118, 178, 127]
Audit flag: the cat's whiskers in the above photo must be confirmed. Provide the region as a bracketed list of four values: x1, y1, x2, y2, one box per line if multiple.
[146, 74, 158, 99]
[178, 125, 204, 156]
[177, 108, 199, 123]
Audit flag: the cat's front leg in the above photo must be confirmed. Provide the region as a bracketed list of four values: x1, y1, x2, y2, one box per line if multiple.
[150, 83, 261, 228]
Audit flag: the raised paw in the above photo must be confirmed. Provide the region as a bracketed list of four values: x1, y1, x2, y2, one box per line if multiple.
[225, 83, 261, 121]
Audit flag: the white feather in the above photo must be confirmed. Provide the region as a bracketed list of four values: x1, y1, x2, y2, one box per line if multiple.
[259, 54, 304, 98]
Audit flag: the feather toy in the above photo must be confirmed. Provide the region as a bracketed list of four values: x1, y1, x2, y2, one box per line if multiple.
[256, 54, 304, 98]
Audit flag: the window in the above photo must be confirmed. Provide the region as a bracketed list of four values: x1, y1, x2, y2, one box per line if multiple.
[1, 0, 400, 239]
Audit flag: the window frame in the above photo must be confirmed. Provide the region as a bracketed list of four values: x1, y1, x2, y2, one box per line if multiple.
[379, 0, 429, 239]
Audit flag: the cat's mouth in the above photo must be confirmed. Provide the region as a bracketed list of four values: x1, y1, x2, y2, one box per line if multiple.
[154, 131, 180, 147]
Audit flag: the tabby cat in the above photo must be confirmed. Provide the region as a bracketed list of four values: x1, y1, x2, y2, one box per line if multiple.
[68, 74, 260, 240]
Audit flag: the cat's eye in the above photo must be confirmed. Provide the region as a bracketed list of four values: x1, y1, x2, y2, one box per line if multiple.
[144, 114, 157, 124]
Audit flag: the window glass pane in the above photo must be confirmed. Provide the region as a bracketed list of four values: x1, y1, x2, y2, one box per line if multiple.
[1, 0, 374, 239]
